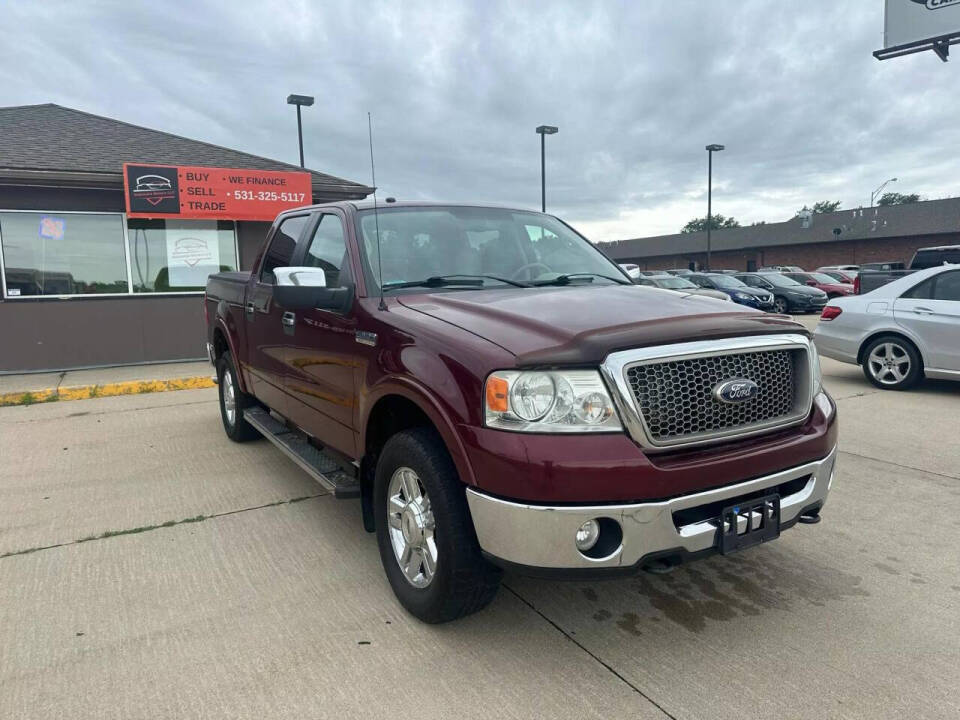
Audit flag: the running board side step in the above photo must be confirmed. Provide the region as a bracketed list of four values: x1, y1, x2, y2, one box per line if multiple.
[243, 407, 360, 499]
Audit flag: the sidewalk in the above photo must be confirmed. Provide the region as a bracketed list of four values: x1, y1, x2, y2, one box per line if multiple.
[0, 361, 215, 406]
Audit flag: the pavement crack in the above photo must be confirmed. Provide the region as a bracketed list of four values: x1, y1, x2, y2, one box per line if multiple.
[838, 449, 959, 481]
[0, 493, 325, 560]
[503, 584, 678, 720]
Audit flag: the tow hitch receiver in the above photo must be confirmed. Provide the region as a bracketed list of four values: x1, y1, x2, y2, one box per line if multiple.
[718, 494, 780, 555]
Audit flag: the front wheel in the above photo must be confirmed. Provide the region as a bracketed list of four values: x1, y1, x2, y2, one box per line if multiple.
[861, 336, 922, 390]
[374, 428, 501, 623]
[773, 296, 789, 314]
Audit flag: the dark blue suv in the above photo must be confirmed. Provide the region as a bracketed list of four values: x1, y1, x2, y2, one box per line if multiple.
[686, 273, 775, 310]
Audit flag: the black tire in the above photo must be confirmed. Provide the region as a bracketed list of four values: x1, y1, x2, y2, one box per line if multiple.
[217, 353, 260, 441]
[374, 427, 502, 623]
[860, 335, 923, 391]
[773, 296, 789, 314]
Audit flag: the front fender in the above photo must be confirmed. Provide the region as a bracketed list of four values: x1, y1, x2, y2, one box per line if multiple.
[360, 376, 478, 488]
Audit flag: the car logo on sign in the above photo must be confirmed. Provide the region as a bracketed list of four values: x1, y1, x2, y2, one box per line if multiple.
[713, 378, 759, 404]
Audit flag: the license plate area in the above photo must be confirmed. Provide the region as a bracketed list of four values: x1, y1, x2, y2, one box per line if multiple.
[718, 494, 780, 554]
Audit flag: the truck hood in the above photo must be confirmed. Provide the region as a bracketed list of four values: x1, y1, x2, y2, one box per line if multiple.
[396, 285, 805, 366]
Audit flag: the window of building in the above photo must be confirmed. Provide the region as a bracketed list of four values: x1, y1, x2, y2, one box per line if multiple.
[303, 214, 348, 287]
[0, 212, 128, 297]
[260, 215, 309, 283]
[127, 219, 237, 292]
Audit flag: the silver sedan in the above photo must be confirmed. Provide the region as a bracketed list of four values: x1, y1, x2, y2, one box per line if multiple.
[813, 265, 960, 390]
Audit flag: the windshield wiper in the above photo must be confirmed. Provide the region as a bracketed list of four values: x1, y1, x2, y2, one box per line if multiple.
[383, 274, 530, 291]
[532, 272, 631, 287]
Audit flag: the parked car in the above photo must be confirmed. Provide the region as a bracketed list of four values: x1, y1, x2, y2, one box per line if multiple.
[856, 244, 960, 295]
[618, 263, 640, 279]
[819, 264, 860, 273]
[817, 268, 858, 284]
[735, 272, 829, 314]
[663, 268, 693, 276]
[206, 201, 836, 623]
[686, 272, 775, 310]
[814, 265, 960, 390]
[635, 273, 731, 301]
[783, 271, 855, 298]
[760, 265, 804, 273]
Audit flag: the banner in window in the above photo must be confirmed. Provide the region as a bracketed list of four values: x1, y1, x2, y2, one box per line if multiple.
[123, 163, 312, 221]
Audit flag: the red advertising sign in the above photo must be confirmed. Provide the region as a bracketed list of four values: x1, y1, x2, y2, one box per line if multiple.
[123, 163, 312, 221]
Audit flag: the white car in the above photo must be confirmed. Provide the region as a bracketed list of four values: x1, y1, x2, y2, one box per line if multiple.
[814, 265, 960, 390]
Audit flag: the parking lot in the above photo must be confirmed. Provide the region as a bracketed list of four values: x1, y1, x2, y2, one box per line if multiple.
[1, 316, 958, 720]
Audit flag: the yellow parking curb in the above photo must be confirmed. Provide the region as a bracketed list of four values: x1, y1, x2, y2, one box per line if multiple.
[0, 375, 216, 407]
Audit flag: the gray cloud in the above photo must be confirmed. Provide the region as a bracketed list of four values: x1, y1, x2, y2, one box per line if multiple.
[2, 1, 958, 240]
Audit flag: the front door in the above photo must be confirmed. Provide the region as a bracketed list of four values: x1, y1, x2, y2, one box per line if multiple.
[245, 213, 312, 415]
[283, 211, 359, 457]
[894, 269, 960, 371]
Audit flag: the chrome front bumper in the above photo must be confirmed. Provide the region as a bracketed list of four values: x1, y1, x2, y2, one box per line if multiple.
[466, 445, 837, 571]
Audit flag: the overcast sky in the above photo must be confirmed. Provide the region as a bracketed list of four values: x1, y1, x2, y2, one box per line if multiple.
[2, 1, 958, 241]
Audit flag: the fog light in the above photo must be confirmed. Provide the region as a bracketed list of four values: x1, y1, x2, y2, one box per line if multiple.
[575, 519, 600, 551]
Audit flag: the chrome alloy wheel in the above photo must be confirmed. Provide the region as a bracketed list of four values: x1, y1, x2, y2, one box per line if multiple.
[387, 467, 437, 588]
[868, 342, 911, 385]
[222, 368, 237, 426]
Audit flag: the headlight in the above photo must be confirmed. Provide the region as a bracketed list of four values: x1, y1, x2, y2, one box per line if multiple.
[734, 292, 752, 300]
[485, 370, 622, 432]
[810, 341, 823, 396]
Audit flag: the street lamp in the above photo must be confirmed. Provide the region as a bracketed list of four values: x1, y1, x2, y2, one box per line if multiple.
[287, 94, 315, 168]
[535, 125, 559, 212]
[705, 144, 725, 271]
[870, 177, 898, 208]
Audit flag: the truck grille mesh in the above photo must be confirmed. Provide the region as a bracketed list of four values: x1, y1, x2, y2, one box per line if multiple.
[625, 349, 799, 443]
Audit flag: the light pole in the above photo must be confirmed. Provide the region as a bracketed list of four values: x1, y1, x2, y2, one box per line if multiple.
[286, 94, 315, 168]
[870, 177, 897, 207]
[535, 125, 558, 212]
[705, 144, 725, 271]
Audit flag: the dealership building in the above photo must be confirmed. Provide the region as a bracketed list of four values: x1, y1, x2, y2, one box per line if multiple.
[602, 197, 960, 273]
[0, 104, 371, 373]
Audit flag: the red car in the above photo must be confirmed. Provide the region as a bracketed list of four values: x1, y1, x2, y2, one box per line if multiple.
[205, 202, 837, 623]
[785, 271, 854, 298]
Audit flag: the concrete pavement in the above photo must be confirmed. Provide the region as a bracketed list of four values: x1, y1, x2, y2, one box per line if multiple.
[1, 330, 958, 719]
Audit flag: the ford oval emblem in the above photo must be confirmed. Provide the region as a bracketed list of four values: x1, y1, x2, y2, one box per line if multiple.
[713, 378, 759, 404]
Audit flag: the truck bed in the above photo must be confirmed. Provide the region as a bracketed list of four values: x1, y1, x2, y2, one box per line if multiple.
[206, 271, 251, 305]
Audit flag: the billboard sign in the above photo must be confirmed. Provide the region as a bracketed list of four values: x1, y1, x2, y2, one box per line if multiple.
[877, 0, 960, 60]
[124, 163, 312, 220]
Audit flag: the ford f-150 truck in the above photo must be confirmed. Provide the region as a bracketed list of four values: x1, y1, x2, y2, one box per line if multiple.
[205, 202, 837, 623]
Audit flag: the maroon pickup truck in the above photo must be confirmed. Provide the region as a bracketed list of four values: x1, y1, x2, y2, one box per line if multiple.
[205, 202, 837, 623]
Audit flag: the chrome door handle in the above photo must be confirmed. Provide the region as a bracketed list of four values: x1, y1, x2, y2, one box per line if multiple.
[913, 307, 934, 315]
[281, 311, 296, 327]
[245, 302, 255, 315]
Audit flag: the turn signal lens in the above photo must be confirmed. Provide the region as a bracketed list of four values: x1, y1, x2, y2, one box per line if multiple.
[820, 306, 842, 321]
[485, 375, 509, 413]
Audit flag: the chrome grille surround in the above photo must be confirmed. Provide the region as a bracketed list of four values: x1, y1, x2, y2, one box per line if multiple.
[601, 334, 815, 451]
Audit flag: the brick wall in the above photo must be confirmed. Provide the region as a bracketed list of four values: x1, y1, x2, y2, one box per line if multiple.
[610, 233, 960, 272]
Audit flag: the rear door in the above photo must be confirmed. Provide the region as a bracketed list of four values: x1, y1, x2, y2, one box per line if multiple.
[282, 210, 359, 457]
[245, 213, 312, 414]
[893, 270, 960, 371]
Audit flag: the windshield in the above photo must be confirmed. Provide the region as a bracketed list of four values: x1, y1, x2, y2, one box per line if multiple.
[355, 206, 626, 291]
[656, 276, 696, 289]
[764, 273, 802, 288]
[709, 275, 747, 289]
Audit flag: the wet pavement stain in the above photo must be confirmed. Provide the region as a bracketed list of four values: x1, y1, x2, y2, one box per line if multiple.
[582, 587, 598, 602]
[615, 612, 644, 636]
[874, 562, 901, 576]
[593, 608, 612, 622]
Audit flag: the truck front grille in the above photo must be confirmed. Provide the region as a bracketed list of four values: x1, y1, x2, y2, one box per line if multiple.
[612, 339, 812, 448]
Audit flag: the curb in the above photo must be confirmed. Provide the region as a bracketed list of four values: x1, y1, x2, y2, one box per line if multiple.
[0, 375, 217, 408]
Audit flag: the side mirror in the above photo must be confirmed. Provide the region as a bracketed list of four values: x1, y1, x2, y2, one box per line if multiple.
[273, 266, 353, 313]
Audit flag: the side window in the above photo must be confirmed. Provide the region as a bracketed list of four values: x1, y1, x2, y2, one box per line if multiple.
[260, 215, 309, 283]
[933, 271, 960, 301]
[739, 275, 758, 287]
[689, 276, 709, 288]
[902, 278, 934, 300]
[303, 214, 349, 288]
